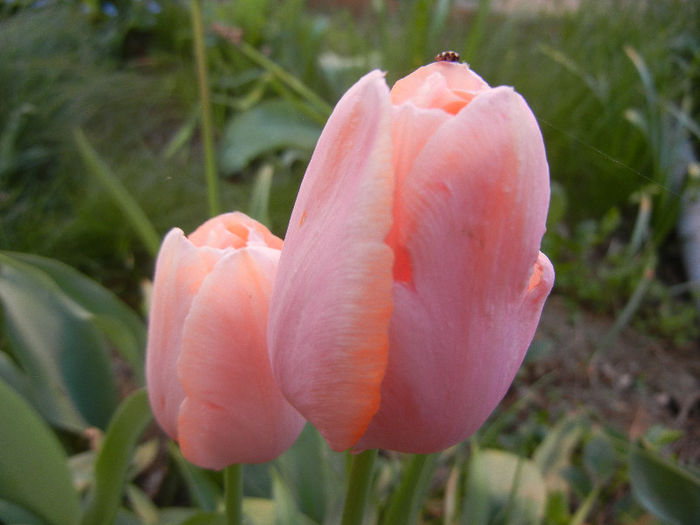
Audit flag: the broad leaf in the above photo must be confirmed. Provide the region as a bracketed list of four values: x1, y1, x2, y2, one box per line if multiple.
[463, 448, 546, 525]
[0, 253, 119, 430]
[219, 99, 321, 174]
[629, 445, 700, 525]
[5, 251, 146, 380]
[533, 415, 585, 492]
[276, 423, 330, 523]
[0, 379, 81, 525]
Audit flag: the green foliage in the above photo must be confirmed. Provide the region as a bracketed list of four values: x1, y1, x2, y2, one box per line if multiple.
[5, 251, 146, 378]
[629, 445, 700, 525]
[81, 389, 153, 525]
[0, 378, 81, 525]
[219, 100, 322, 175]
[0, 252, 119, 431]
[463, 447, 547, 525]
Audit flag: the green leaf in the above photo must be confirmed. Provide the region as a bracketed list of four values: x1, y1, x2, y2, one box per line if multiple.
[81, 389, 153, 525]
[276, 423, 330, 523]
[219, 99, 321, 174]
[583, 432, 618, 485]
[271, 468, 300, 525]
[643, 424, 684, 450]
[463, 448, 546, 525]
[248, 164, 274, 227]
[629, 445, 700, 525]
[169, 443, 222, 512]
[159, 507, 213, 525]
[533, 415, 585, 492]
[0, 378, 81, 525]
[6, 251, 146, 380]
[0, 499, 51, 525]
[114, 508, 147, 525]
[74, 128, 161, 258]
[69, 450, 97, 495]
[126, 484, 160, 525]
[243, 498, 276, 525]
[179, 511, 225, 525]
[382, 453, 438, 525]
[0, 350, 33, 402]
[0, 253, 119, 430]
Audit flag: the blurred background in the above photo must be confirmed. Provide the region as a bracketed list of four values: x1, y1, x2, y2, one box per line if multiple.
[0, 0, 698, 523]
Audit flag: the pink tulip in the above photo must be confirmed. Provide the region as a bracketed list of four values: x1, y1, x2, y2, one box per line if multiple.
[146, 212, 305, 469]
[268, 62, 554, 454]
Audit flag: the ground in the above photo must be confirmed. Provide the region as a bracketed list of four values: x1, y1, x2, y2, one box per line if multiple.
[525, 295, 699, 465]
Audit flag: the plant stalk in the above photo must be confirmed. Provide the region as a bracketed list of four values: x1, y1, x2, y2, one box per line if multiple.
[382, 453, 437, 525]
[190, 0, 221, 216]
[224, 464, 243, 525]
[341, 449, 377, 525]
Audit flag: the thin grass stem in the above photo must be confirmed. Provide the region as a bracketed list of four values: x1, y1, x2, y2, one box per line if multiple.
[191, 0, 221, 217]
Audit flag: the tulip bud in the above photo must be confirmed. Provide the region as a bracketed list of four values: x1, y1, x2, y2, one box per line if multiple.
[268, 62, 554, 454]
[146, 212, 304, 469]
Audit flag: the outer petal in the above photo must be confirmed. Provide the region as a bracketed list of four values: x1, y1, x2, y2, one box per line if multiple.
[177, 247, 305, 469]
[356, 86, 554, 452]
[268, 70, 395, 451]
[146, 229, 219, 439]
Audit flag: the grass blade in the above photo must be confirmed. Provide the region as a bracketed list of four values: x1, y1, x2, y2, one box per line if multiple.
[74, 129, 161, 257]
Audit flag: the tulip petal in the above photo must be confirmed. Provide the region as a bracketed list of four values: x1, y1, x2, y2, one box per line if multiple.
[177, 247, 304, 469]
[356, 86, 554, 452]
[268, 70, 395, 451]
[189, 211, 283, 251]
[391, 62, 490, 115]
[146, 229, 218, 439]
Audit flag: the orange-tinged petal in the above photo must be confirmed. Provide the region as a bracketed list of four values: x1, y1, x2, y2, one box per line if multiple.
[268, 70, 395, 451]
[356, 86, 554, 452]
[391, 62, 490, 115]
[177, 247, 304, 468]
[189, 211, 283, 251]
[145, 229, 218, 439]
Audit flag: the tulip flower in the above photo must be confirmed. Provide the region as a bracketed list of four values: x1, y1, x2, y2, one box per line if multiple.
[146, 212, 305, 469]
[268, 62, 554, 454]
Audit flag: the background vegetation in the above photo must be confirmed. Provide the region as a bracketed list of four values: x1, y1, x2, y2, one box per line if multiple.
[1, 0, 698, 523]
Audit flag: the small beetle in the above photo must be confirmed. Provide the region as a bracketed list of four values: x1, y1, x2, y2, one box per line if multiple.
[435, 50, 460, 62]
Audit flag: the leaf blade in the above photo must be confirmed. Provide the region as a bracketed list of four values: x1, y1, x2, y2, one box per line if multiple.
[0, 378, 81, 525]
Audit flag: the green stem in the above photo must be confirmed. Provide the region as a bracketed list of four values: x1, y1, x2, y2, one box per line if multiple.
[224, 464, 243, 525]
[382, 453, 438, 525]
[341, 449, 377, 525]
[190, 0, 220, 217]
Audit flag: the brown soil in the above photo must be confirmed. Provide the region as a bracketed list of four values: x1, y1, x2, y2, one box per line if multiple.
[521, 295, 700, 464]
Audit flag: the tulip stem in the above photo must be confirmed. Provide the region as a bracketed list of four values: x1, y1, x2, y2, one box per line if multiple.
[223, 464, 243, 525]
[341, 449, 377, 525]
[381, 453, 438, 525]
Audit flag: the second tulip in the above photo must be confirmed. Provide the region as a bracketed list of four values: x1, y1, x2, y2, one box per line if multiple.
[146, 212, 305, 469]
[268, 62, 555, 454]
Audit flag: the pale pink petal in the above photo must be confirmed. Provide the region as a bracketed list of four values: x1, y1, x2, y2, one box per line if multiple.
[388, 104, 450, 282]
[177, 247, 304, 468]
[391, 62, 491, 115]
[356, 86, 554, 452]
[146, 229, 218, 439]
[268, 70, 395, 451]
